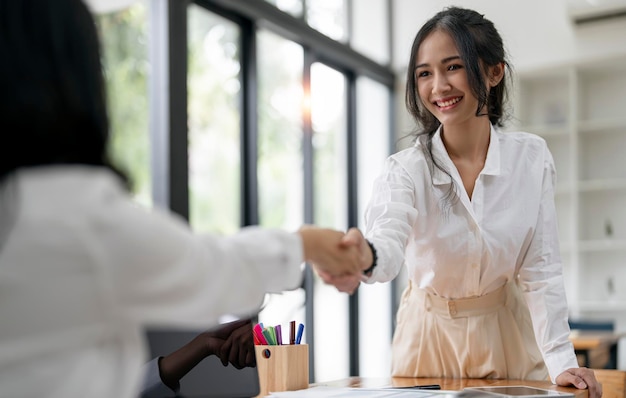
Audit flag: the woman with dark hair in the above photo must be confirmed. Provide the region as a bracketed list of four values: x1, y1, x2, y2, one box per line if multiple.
[0, 0, 364, 397]
[327, 6, 601, 397]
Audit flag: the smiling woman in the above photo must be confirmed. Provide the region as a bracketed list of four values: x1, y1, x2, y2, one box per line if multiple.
[328, 6, 603, 398]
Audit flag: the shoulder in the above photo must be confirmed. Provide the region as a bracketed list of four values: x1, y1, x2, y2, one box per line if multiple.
[15, 166, 127, 212]
[496, 129, 547, 149]
[495, 130, 557, 189]
[496, 129, 552, 163]
[386, 142, 429, 171]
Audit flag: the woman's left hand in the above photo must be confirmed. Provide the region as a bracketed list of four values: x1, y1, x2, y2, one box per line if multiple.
[555, 367, 602, 398]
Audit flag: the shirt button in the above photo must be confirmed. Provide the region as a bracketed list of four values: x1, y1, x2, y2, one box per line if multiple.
[471, 263, 478, 269]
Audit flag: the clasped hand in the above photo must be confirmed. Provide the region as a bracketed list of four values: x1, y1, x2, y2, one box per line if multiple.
[203, 319, 255, 369]
[299, 226, 371, 295]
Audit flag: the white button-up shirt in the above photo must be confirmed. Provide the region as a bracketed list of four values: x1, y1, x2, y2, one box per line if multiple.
[364, 125, 578, 381]
[0, 166, 303, 398]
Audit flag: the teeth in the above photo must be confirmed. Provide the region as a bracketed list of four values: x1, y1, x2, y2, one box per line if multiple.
[436, 97, 461, 107]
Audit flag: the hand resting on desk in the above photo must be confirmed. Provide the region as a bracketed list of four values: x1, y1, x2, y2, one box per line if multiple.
[556, 367, 601, 398]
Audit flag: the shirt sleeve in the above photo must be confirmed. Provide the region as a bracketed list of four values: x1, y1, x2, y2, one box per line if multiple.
[140, 357, 177, 398]
[98, 196, 304, 329]
[517, 144, 579, 383]
[363, 156, 419, 284]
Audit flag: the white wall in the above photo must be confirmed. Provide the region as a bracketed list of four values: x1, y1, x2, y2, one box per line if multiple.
[391, 0, 626, 74]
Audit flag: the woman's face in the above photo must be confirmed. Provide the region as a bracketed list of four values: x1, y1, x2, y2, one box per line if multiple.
[414, 29, 484, 128]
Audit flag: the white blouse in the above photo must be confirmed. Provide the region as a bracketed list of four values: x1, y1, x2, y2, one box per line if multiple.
[0, 166, 303, 398]
[364, 125, 578, 382]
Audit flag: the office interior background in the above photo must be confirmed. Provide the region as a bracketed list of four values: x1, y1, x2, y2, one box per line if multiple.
[87, 0, 626, 381]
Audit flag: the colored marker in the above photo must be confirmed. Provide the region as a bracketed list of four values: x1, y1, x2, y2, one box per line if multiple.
[275, 324, 282, 345]
[290, 320, 296, 345]
[295, 323, 304, 344]
[268, 326, 277, 345]
[253, 323, 268, 345]
[262, 328, 275, 345]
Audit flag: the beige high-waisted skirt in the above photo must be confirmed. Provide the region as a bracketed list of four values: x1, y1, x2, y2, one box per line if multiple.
[391, 280, 548, 380]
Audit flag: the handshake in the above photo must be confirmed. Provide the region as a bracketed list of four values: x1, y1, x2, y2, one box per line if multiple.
[297, 226, 374, 295]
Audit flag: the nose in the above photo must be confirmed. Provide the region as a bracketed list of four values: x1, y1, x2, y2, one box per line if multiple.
[432, 71, 451, 96]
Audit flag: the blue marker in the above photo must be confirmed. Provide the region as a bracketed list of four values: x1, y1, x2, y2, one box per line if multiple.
[295, 323, 304, 344]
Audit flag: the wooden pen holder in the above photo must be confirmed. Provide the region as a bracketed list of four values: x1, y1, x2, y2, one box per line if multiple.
[254, 344, 309, 397]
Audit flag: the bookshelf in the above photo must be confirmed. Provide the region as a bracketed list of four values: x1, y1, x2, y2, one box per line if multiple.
[511, 55, 626, 318]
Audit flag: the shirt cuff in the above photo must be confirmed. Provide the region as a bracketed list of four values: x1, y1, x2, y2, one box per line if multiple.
[543, 344, 580, 384]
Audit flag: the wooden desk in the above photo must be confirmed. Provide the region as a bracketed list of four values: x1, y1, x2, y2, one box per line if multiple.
[570, 330, 623, 369]
[317, 377, 586, 397]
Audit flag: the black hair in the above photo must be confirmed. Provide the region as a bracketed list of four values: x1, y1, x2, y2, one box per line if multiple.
[0, 0, 125, 182]
[404, 7, 512, 201]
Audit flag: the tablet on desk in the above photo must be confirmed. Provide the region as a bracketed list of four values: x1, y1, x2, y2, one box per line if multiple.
[462, 386, 574, 398]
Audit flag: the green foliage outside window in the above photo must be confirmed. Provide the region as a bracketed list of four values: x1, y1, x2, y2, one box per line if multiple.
[96, 4, 151, 206]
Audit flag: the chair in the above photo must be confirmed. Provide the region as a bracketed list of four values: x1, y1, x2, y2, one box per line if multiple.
[569, 319, 618, 369]
[569, 320, 615, 332]
[593, 369, 626, 398]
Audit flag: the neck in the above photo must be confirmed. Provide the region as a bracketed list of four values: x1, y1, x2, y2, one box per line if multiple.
[440, 117, 491, 161]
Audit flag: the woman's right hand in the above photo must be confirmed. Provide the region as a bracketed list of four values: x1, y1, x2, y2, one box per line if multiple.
[298, 226, 364, 277]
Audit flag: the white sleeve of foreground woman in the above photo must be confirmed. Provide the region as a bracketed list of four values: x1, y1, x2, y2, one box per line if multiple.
[101, 185, 304, 328]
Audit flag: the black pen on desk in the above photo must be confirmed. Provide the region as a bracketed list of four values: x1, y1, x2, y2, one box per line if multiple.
[392, 384, 441, 390]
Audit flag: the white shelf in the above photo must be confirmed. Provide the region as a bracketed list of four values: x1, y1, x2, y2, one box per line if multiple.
[555, 184, 571, 195]
[521, 124, 570, 137]
[578, 178, 626, 192]
[578, 301, 626, 312]
[578, 239, 626, 252]
[515, 56, 626, 320]
[579, 117, 626, 134]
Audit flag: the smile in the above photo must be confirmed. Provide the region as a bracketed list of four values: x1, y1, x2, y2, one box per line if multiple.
[435, 97, 462, 107]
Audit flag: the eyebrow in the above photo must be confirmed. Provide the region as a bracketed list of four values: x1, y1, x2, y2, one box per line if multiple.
[415, 55, 461, 70]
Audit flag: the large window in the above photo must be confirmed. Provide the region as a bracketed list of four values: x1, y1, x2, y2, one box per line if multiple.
[356, 76, 392, 377]
[306, 0, 348, 42]
[256, 29, 306, 336]
[187, 5, 241, 234]
[257, 31, 304, 231]
[98, 0, 395, 382]
[97, 3, 151, 205]
[311, 62, 350, 381]
[187, 0, 394, 382]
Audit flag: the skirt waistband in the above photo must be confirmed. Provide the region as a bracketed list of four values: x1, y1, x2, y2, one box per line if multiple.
[412, 283, 508, 318]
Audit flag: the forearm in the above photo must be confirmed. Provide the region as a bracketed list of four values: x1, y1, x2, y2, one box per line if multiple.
[158, 335, 210, 390]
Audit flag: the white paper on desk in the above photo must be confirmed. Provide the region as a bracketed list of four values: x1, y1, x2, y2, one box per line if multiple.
[267, 386, 458, 397]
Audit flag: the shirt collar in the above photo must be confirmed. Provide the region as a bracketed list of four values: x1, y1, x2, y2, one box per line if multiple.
[427, 124, 501, 186]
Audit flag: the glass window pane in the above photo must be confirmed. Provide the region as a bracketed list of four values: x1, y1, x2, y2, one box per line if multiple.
[265, 0, 303, 18]
[306, 0, 348, 42]
[97, 2, 151, 205]
[351, 0, 389, 65]
[187, 5, 241, 234]
[256, 29, 305, 336]
[311, 62, 349, 382]
[356, 76, 392, 377]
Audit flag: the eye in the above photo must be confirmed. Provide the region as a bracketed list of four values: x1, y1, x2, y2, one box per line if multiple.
[447, 64, 463, 71]
[416, 70, 430, 78]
